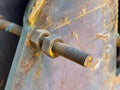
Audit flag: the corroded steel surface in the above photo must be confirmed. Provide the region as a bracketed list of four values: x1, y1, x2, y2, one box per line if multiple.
[6, 0, 118, 90]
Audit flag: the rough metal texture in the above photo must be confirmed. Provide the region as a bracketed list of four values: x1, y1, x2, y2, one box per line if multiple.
[6, 0, 119, 90]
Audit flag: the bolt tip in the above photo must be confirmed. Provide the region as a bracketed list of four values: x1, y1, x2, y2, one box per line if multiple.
[84, 55, 93, 68]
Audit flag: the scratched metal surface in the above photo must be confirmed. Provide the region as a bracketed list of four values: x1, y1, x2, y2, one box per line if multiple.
[6, 0, 119, 90]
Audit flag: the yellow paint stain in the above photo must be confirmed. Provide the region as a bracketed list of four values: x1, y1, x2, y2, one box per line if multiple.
[84, 55, 93, 68]
[75, 33, 79, 41]
[35, 68, 41, 79]
[28, 0, 46, 26]
[64, 17, 70, 25]
[49, 48, 55, 57]
[114, 20, 118, 33]
[35, 52, 39, 57]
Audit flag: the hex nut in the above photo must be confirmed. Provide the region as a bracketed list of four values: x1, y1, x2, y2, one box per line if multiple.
[30, 29, 50, 50]
[42, 34, 64, 58]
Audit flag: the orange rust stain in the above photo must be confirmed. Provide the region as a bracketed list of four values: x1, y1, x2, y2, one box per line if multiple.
[20, 56, 35, 75]
[14, 76, 24, 90]
[96, 33, 108, 43]
[102, 53, 110, 61]
[53, 17, 71, 30]
[26, 39, 31, 47]
[71, 32, 79, 41]
[80, 6, 87, 16]
[105, 45, 110, 50]
[71, 32, 74, 36]
[102, 0, 113, 6]
[26, 33, 32, 46]
[106, 0, 114, 6]
[103, 20, 109, 30]
[112, 76, 120, 89]
[113, 76, 120, 84]
[46, 16, 52, 27]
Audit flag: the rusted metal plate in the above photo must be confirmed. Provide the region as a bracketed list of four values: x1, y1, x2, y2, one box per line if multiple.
[6, 0, 119, 90]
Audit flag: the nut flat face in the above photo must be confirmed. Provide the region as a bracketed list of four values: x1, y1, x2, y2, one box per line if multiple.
[42, 34, 64, 58]
[30, 29, 50, 50]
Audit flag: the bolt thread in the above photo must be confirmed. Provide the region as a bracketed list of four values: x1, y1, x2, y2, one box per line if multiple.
[53, 42, 91, 67]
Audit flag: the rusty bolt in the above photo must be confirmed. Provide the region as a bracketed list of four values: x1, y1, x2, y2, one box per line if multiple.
[52, 42, 93, 67]
[30, 29, 50, 50]
[0, 15, 5, 20]
[42, 34, 64, 58]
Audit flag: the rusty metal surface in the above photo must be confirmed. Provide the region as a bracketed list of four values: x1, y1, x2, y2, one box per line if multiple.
[6, 0, 118, 90]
